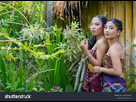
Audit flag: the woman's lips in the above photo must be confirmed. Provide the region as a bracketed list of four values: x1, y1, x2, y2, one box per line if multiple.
[92, 30, 96, 33]
[105, 33, 110, 36]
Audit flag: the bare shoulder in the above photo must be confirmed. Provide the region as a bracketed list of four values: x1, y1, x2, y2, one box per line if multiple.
[97, 37, 109, 49]
[110, 43, 123, 52]
[97, 38, 109, 52]
[98, 37, 108, 45]
[109, 43, 125, 58]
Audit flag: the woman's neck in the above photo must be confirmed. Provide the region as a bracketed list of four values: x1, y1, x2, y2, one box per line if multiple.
[108, 37, 119, 47]
[96, 33, 104, 41]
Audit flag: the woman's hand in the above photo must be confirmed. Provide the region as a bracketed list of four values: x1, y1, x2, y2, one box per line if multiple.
[80, 40, 88, 52]
[93, 66, 100, 73]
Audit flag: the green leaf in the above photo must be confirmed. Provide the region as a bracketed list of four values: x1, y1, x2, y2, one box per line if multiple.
[5, 86, 12, 90]
[125, 53, 129, 56]
[130, 44, 136, 47]
[33, 88, 38, 92]
[16, 88, 25, 92]
[14, 81, 18, 90]
[128, 74, 136, 78]
[131, 84, 136, 89]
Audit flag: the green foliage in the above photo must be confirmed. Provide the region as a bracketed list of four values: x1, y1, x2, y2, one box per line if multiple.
[0, 1, 45, 38]
[0, 51, 33, 92]
[130, 43, 136, 47]
[0, 1, 90, 92]
[20, 22, 45, 44]
[58, 22, 87, 62]
[125, 66, 136, 92]
[48, 86, 63, 92]
[65, 82, 74, 92]
[124, 43, 136, 92]
[42, 24, 68, 91]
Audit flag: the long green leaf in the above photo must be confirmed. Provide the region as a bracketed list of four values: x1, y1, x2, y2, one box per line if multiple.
[0, 55, 7, 88]
[18, 50, 23, 79]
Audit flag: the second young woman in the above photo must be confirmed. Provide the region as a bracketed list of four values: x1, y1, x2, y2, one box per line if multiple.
[93, 18, 127, 92]
[80, 15, 109, 92]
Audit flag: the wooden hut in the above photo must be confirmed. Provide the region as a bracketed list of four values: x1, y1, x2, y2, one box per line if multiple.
[50, 1, 136, 90]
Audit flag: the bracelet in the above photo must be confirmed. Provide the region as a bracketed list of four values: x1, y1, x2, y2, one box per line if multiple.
[98, 67, 101, 72]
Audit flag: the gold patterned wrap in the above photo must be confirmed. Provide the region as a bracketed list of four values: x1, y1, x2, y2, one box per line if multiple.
[120, 73, 125, 79]
[88, 63, 125, 79]
[87, 63, 94, 72]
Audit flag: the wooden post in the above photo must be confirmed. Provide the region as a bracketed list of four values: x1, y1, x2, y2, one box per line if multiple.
[98, 1, 103, 15]
[112, 1, 116, 18]
[87, 1, 91, 30]
[91, 1, 98, 19]
[125, 1, 133, 87]
[43, 1, 47, 28]
[89, 1, 98, 30]
[110, 1, 113, 18]
[81, 1, 88, 30]
[47, 1, 52, 27]
[107, 1, 111, 19]
[133, 1, 136, 86]
[115, 1, 119, 19]
[103, 1, 108, 18]
[119, 1, 126, 49]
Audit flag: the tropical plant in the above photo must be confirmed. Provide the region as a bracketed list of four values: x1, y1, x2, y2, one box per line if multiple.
[56, 21, 91, 92]
[0, 1, 91, 93]
[0, 50, 34, 92]
[41, 21, 69, 91]
[48, 86, 63, 92]
[124, 43, 136, 92]
[58, 21, 87, 62]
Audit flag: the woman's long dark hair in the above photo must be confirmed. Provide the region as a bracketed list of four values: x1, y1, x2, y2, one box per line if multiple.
[88, 36, 96, 50]
[88, 15, 107, 50]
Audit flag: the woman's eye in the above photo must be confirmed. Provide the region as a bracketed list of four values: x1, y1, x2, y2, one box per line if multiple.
[96, 24, 99, 26]
[104, 27, 107, 29]
[110, 28, 113, 29]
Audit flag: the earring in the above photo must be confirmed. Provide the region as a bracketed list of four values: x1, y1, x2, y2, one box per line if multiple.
[117, 33, 120, 36]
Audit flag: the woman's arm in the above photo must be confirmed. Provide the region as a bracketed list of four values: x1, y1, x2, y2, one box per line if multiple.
[80, 39, 108, 66]
[93, 47, 122, 76]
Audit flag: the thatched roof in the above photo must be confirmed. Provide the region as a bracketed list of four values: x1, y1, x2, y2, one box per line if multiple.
[51, 1, 88, 24]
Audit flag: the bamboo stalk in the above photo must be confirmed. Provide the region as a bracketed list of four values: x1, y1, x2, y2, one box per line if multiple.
[112, 1, 116, 18]
[103, 1, 108, 18]
[98, 1, 100, 15]
[74, 54, 84, 91]
[79, 1, 81, 25]
[0, 4, 29, 16]
[67, 58, 80, 75]
[98, 1, 103, 15]
[81, 1, 88, 30]
[87, 1, 91, 30]
[115, 1, 119, 19]
[101, 1, 104, 16]
[107, 1, 111, 19]
[119, 1, 126, 48]
[110, 1, 113, 18]
[118, 1, 122, 21]
[43, 1, 47, 28]
[78, 57, 86, 92]
[91, 1, 97, 20]
[6, 22, 28, 27]
[133, 1, 136, 86]
[125, 1, 133, 87]
[70, 63, 79, 74]
[0, 2, 30, 26]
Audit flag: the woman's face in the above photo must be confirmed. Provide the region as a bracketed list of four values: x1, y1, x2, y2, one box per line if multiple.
[104, 21, 118, 39]
[90, 17, 103, 36]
